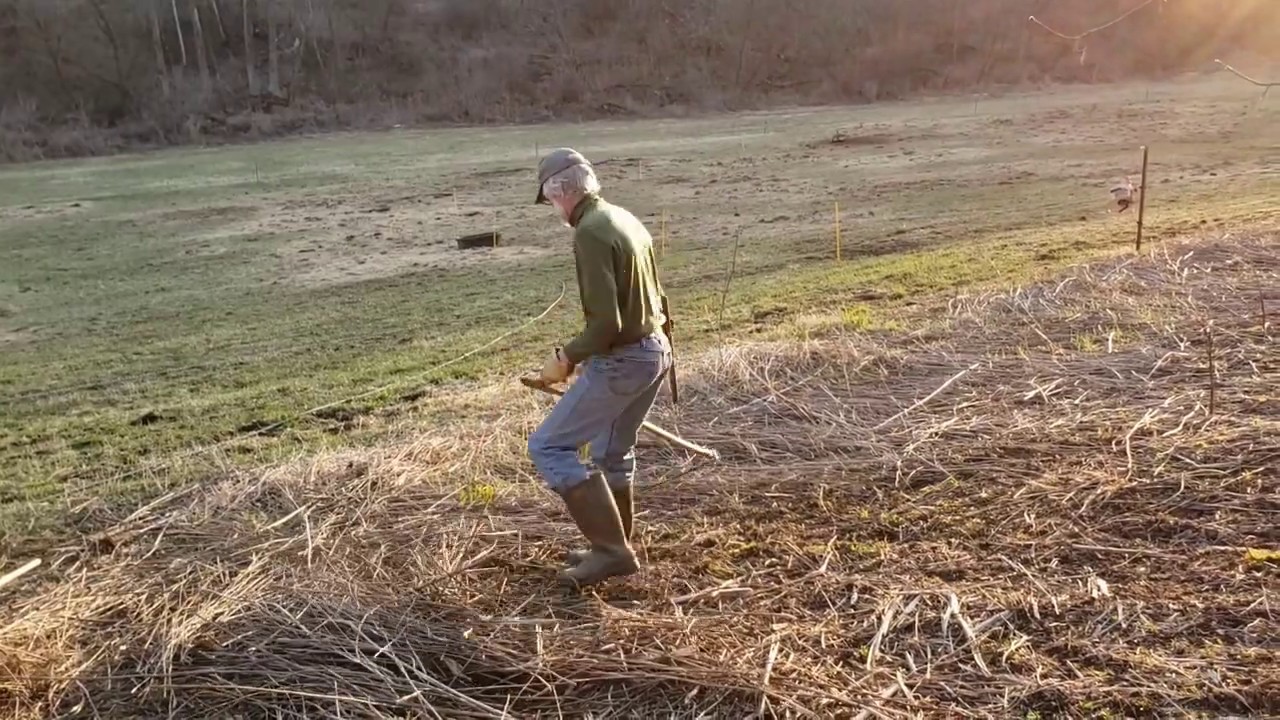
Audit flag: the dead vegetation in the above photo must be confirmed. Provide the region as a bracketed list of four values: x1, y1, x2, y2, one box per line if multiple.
[2, 0, 1277, 161]
[2, 229, 1277, 718]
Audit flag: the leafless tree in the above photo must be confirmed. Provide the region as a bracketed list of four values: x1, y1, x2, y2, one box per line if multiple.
[265, 0, 281, 97]
[1, 0, 1276, 160]
[147, 0, 169, 97]
[207, 0, 226, 43]
[192, 2, 211, 98]
[170, 0, 187, 65]
[242, 0, 256, 95]
[1215, 59, 1279, 98]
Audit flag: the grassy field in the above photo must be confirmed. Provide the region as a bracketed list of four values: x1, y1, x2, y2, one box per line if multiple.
[1, 73, 1276, 534]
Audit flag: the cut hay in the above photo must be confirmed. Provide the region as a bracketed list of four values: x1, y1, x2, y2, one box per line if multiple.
[2, 231, 1277, 718]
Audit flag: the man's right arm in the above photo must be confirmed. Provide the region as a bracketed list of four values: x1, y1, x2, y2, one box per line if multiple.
[562, 233, 621, 364]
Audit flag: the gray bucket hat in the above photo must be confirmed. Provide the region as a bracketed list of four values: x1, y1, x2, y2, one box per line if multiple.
[535, 147, 591, 204]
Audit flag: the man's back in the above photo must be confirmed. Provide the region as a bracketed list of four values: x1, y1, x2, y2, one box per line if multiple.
[564, 196, 666, 363]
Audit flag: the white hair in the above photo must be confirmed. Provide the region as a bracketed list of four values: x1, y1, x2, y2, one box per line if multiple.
[541, 163, 601, 205]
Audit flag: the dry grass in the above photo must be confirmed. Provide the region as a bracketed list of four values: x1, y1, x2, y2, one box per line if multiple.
[2, 229, 1277, 718]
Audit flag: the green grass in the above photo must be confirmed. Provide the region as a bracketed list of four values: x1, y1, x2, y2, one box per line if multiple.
[2, 74, 1276, 538]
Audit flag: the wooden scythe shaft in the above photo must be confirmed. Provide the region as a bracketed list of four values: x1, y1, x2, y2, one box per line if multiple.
[520, 377, 720, 460]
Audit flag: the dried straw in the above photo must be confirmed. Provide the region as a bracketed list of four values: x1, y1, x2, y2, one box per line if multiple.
[2, 230, 1277, 718]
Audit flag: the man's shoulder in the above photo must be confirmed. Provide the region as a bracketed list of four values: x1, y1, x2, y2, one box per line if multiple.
[573, 209, 610, 247]
[581, 198, 630, 225]
[581, 199, 649, 244]
[575, 199, 624, 241]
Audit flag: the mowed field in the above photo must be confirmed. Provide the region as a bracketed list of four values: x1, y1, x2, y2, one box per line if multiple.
[1, 73, 1277, 533]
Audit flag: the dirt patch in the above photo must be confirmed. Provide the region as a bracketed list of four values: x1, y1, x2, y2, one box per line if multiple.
[129, 410, 169, 427]
[0, 327, 35, 347]
[234, 418, 287, 436]
[0, 308, 37, 346]
[820, 129, 898, 147]
[0, 200, 92, 222]
[279, 232, 554, 287]
[194, 192, 559, 288]
[155, 204, 259, 223]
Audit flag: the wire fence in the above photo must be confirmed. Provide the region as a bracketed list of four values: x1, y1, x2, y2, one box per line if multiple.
[56, 284, 568, 496]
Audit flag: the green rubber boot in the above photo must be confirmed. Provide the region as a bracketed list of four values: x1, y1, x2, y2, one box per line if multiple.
[557, 474, 638, 586]
[565, 483, 632, 566]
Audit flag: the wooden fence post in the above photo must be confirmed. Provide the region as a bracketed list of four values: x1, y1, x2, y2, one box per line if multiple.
[1135, 145, 1150, 252]
[835, 201, 842, 262]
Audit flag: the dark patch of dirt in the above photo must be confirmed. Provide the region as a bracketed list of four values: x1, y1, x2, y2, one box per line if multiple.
[157, 205, 257, 223]
[235, 419, 286, 436]
[129, 410, 168, 427]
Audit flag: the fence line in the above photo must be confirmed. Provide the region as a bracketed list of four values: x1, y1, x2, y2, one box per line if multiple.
[8, 157, 1179, 493]
[65, 284, 566, 495]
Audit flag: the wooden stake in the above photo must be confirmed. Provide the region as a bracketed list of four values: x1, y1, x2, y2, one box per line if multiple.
[0, 558, 40, 591]
[835, 201, 842, 262]
[719, 230, 743, 332]
[1206, 323, 1217, 417]
[1135, 145, 1150, 252]
[660, 210, 668, 258]
[1261, 294, 1268, 332]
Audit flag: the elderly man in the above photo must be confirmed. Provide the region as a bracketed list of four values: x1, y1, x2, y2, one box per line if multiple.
[527, 148, 673, 587]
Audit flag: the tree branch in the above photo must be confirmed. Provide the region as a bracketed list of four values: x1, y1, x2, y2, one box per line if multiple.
[86, 0, 131, 102]
[1215, 59, 1278, 97]
[1029, 0, 1164, 42]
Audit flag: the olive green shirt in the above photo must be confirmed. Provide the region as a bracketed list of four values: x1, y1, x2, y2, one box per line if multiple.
[562, 195, 666, 364]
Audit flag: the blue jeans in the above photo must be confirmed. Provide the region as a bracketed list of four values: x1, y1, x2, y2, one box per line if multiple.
[528, 334, 673, 494]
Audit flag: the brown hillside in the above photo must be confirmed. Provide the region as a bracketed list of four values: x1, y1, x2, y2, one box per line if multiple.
[2, 0, 1277, 160]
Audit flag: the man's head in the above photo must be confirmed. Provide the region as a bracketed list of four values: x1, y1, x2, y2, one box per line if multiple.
[536, 148, 600, 225]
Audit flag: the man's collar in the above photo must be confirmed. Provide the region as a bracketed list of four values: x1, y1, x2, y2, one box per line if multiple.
[569, 194, 601, 227]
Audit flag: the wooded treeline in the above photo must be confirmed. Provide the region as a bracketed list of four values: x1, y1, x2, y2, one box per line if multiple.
[1, 0, 1276, 161]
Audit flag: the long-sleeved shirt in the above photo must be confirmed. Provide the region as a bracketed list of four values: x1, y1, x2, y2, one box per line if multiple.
[562, 194, 666, 364]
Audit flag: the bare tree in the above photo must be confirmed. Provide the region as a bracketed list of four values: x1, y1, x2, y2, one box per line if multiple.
[265, 0, 281, 97]
[323, 0, 339, 108]
[150, 0, 170, 96]
[1028, 0, 1167, 50]
[1215, 59, 1278, 98]
[171, 0, 187, 65]
[207, 0, 226, 43]
[87, 0, 130, 101]
[243, 0, 256, 95]
[26, 4, 76, 106]
[2, 0, 1277, 161]
[192, 2, 211, 97]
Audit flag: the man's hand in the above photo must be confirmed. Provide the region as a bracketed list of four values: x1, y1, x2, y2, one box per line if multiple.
[540, 347, 573, 384]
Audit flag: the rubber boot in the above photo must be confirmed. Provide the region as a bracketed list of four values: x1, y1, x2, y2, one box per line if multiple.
[565, 484, 632, 566]
[557, 473, 638, 586]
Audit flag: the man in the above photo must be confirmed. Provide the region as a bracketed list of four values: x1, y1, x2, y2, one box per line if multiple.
[527, 147, 673, 587]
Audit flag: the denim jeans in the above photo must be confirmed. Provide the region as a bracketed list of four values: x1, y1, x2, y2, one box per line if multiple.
[528, 333, 673, 494]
